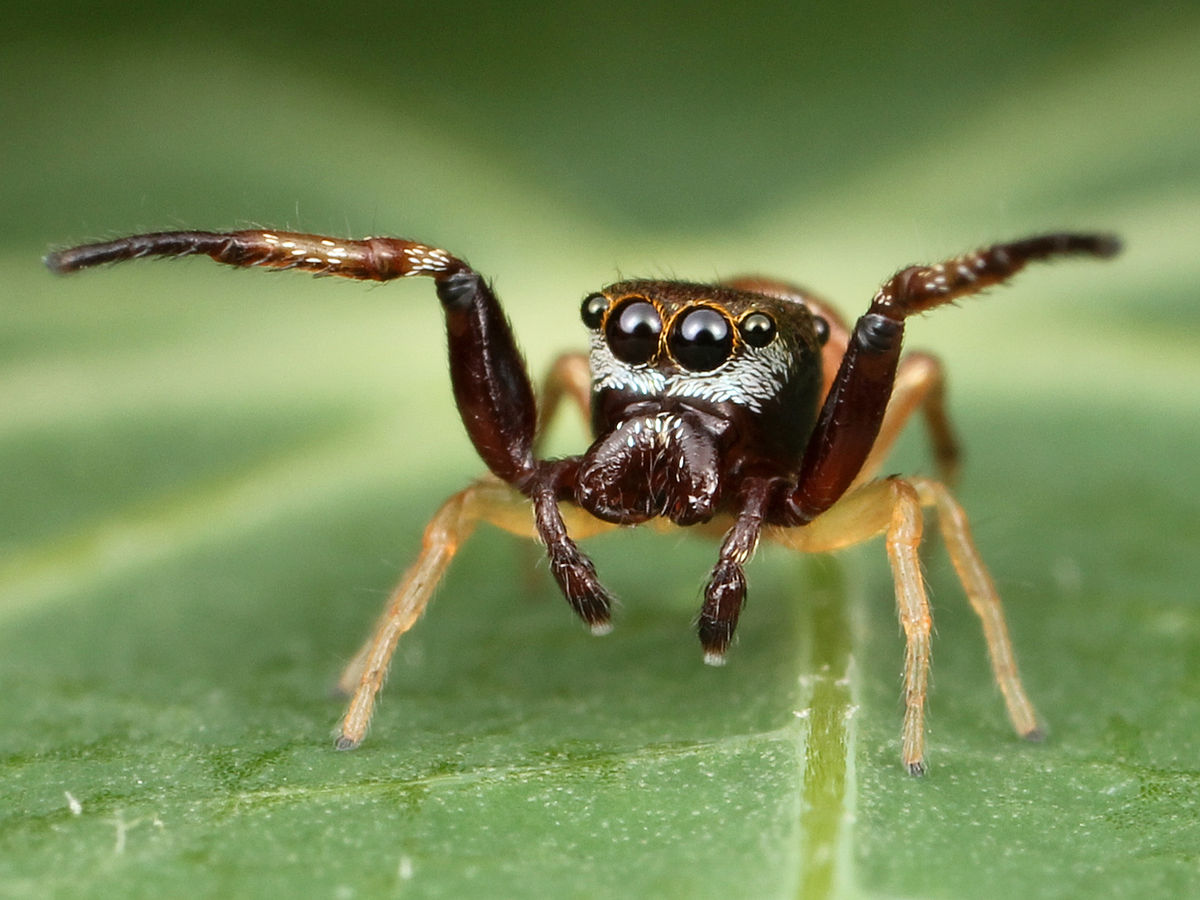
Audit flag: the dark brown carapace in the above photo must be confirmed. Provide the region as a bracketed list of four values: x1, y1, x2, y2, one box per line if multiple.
[46, 228, 1120, 774]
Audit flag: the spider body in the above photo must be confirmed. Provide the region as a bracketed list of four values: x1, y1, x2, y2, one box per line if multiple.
[46, 228, 1119, 774]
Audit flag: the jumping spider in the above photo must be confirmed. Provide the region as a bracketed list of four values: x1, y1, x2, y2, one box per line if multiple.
[46, 229, 1119, 774]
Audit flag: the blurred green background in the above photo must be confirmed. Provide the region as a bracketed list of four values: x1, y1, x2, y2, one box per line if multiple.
[3, 2, 1199, 898]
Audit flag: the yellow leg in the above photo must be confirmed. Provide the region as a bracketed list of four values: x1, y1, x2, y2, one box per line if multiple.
[884, 480, 934, 775]
[769, 479, 929, 771]
[535, 352, 592, 447]
[911, 477, 1042, 740]
[334, 477, 614, 750]
[770, 475, 1037, 773]
[335, 486, 484, 749]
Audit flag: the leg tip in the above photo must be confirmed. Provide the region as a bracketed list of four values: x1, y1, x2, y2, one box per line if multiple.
[334, 734, 362, 752]
[906, 759, 927, 777]
[1090, 234, 1122, 259]
[44, 251, 71, 274]
[589, 621, 614, 637]
[1022, 726, 1047, 743]
[697, 617, 735, 664]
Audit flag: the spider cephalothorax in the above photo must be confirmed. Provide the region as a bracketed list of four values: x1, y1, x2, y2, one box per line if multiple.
[576, 281, 827, 529]
[47, 228, 1119, 773]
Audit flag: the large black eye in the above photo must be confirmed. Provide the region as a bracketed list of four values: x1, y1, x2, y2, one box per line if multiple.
[606, 298, 662, 365]
[669, 307, 733, 371]
[581, 293, 608, 330]
[739, 311, 776, 347]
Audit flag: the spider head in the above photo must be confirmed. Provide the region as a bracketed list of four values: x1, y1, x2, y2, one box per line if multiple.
[583, 279, 827, 418]
[580, 280, 829, 479]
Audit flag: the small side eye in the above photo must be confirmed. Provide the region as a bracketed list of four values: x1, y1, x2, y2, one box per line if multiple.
[813, 315, 830, 345]
[581, 293, 608, 330]
[606, 298, 662, 365]
[739, 312, 776, 348]
[669, 307, 733, 371]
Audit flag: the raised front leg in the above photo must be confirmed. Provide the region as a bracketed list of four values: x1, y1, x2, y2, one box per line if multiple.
[47, 230, 539, 488]
[48, 230, 626, 638]
[782, 232, 1120, 522]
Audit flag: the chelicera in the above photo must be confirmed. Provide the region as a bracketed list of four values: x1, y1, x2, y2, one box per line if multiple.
[46, 229, 1119, 774]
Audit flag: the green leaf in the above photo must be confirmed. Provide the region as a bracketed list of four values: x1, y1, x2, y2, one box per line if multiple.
[4, 6, 1200, 898]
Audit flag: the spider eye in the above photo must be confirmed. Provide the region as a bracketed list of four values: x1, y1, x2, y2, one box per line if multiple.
[813, 315, 830, 345]
[739, 311, 776, 347]
[606, 298, 662, 365]
[669, 307, 733, 371]
[581, 293, 608, 330]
